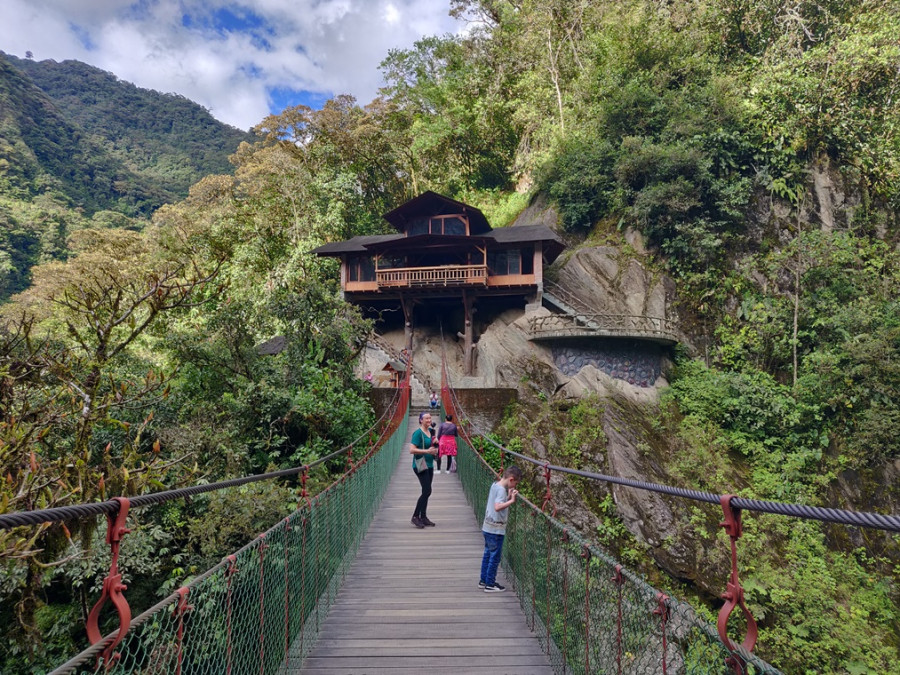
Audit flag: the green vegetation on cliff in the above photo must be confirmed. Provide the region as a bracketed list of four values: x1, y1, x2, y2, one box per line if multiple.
[1, 0, 899, 672]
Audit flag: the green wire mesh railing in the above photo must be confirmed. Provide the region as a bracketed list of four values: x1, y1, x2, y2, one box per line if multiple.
[454, 434, 781, 675]
[50, 390, 410, 675]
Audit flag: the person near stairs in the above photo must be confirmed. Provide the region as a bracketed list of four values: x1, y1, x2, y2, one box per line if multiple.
[409, 411, 438, 528]
[436, 413, 457, 474]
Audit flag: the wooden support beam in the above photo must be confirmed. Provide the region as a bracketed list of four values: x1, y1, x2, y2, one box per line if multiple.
[457, 291, 476, 376]
[400, 295, 414, 351]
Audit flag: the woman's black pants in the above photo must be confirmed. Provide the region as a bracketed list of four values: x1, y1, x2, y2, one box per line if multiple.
[413, 468, 433, 518]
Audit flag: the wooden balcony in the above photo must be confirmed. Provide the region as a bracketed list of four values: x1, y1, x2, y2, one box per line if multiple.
[376, 265, 489, 288]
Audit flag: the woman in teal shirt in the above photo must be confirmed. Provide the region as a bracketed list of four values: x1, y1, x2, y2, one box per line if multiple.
[410, 411, 438, 528]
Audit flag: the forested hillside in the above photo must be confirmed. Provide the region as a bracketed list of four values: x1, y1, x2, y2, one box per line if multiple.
[0, 52, 252, 299]
[1, 0, 898, 672]
[7, 54, 253, 198]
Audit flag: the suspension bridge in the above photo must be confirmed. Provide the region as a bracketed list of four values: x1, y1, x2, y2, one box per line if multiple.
[2, 359, 899, 675]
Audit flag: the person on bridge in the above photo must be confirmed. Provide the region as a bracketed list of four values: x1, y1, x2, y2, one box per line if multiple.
[436, 413, 458, 474]
[409, 411, 439, 528]
[479, 465, 521, 592]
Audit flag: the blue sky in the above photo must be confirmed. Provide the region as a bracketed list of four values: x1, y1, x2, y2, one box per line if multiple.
[0, 1, 464, 130]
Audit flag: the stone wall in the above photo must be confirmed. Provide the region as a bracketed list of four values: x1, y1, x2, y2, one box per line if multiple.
[448, 388, 518, 433]
[551, 339, 664, 388]
[367, 387, 400, 422]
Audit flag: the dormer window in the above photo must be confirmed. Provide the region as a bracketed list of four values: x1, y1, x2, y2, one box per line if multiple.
[406, 214, 469, 237]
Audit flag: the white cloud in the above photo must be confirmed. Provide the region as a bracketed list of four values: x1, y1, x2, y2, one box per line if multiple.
[0, 0, 463, 130]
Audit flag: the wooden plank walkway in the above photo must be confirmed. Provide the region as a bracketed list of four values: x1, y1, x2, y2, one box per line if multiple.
[294, 413, 553, 675]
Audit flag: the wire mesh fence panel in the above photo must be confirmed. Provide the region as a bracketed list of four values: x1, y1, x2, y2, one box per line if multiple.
[52, 396, 409, 675]
[454, 434, 783, 675]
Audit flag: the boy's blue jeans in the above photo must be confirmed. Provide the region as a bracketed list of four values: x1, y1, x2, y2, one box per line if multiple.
[480, 532, 505, 585]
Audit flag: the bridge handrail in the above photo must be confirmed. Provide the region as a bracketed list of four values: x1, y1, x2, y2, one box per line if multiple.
[441, 376, 780, 674]
[528, 312, 681, 339]
[0, 386, 403, 531]
[477, 434, 900, 533]
[46, 379, 413, 674]
[438, 340, 895, 673]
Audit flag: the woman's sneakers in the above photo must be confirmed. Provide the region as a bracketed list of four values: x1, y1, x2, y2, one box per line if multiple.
[411, 516, 425, 529]
[483, 583, 506, 593]
[420, 517, 436, 527]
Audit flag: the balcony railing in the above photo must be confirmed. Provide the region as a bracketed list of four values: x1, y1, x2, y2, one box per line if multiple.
[528, 313, 679, 344]
[376, 265, 489, 288]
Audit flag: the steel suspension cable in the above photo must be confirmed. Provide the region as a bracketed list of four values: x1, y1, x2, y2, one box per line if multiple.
[441, 361, 899, 533]
[0, 386, 402, 530]
[48, 380, 411, 675]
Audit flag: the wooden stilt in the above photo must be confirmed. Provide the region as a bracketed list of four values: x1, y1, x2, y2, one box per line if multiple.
[400, 295, 413, 352]
[457, 292, 476, 376]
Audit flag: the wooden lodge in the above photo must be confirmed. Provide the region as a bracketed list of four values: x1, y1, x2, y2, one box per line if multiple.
[313, 191, 565, 374]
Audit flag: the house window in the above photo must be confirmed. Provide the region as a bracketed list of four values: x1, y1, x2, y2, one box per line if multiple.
[440, 216, 466, 236]
[406, 214, 469, 236]
[488, 249, 521, 275]
[408, 217, 429, 236]
[348, 257, 376, 281]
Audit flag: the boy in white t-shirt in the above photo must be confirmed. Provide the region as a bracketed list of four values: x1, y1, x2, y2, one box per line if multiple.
[479, 465, 522, 592]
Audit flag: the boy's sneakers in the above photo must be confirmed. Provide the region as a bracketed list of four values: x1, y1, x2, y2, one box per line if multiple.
[483, 583, 506, 593]
[478, 581, 486, 589]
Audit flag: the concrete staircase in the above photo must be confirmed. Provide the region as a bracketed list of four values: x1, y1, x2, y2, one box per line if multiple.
[367, 333, 438, 403]
[541, 280, 603, 331]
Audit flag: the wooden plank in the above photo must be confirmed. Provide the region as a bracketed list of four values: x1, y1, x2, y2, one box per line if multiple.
[288, 414, 553, 675]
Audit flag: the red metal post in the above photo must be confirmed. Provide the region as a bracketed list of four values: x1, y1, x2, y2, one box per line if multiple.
[613, 564, 624, 675]
[172, 587, 192, 675]
[545, 518, 552, 648]
[540, 463, 556, 516]
[529, 511, 537, 632]
[225, 555, 237, 675]
[560, 530, 570, 671]
[654, 592, 670, 675]
[283, 518, 291, 665]
[522, 511, 532, 631]
[86, 496, 132, 668]
[717, 495, 759, 674]
[257, 534, 269, 675]
[299, 515, 309, 657]
[582, 545, 592, 675]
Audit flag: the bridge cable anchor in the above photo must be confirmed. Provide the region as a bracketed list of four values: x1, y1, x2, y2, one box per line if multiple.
[540, 463, 556, 516]
[717, 494, 759, 674]
[86, 496, 132, 669]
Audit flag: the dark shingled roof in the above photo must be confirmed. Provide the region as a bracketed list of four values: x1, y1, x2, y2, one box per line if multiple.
[311, 234, 402, 256]
[311, 193, 566, 262]
[382, 191, 492, 235]
[484, 225, 565, 262]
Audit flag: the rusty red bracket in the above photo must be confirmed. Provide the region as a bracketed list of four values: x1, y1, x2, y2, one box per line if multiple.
[540, 463, 557, 516]
[717, 495, 759, 673]
[346, 445, 355, 473]
[86, 496, 132, 668]
[299, 466, 312, 509]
